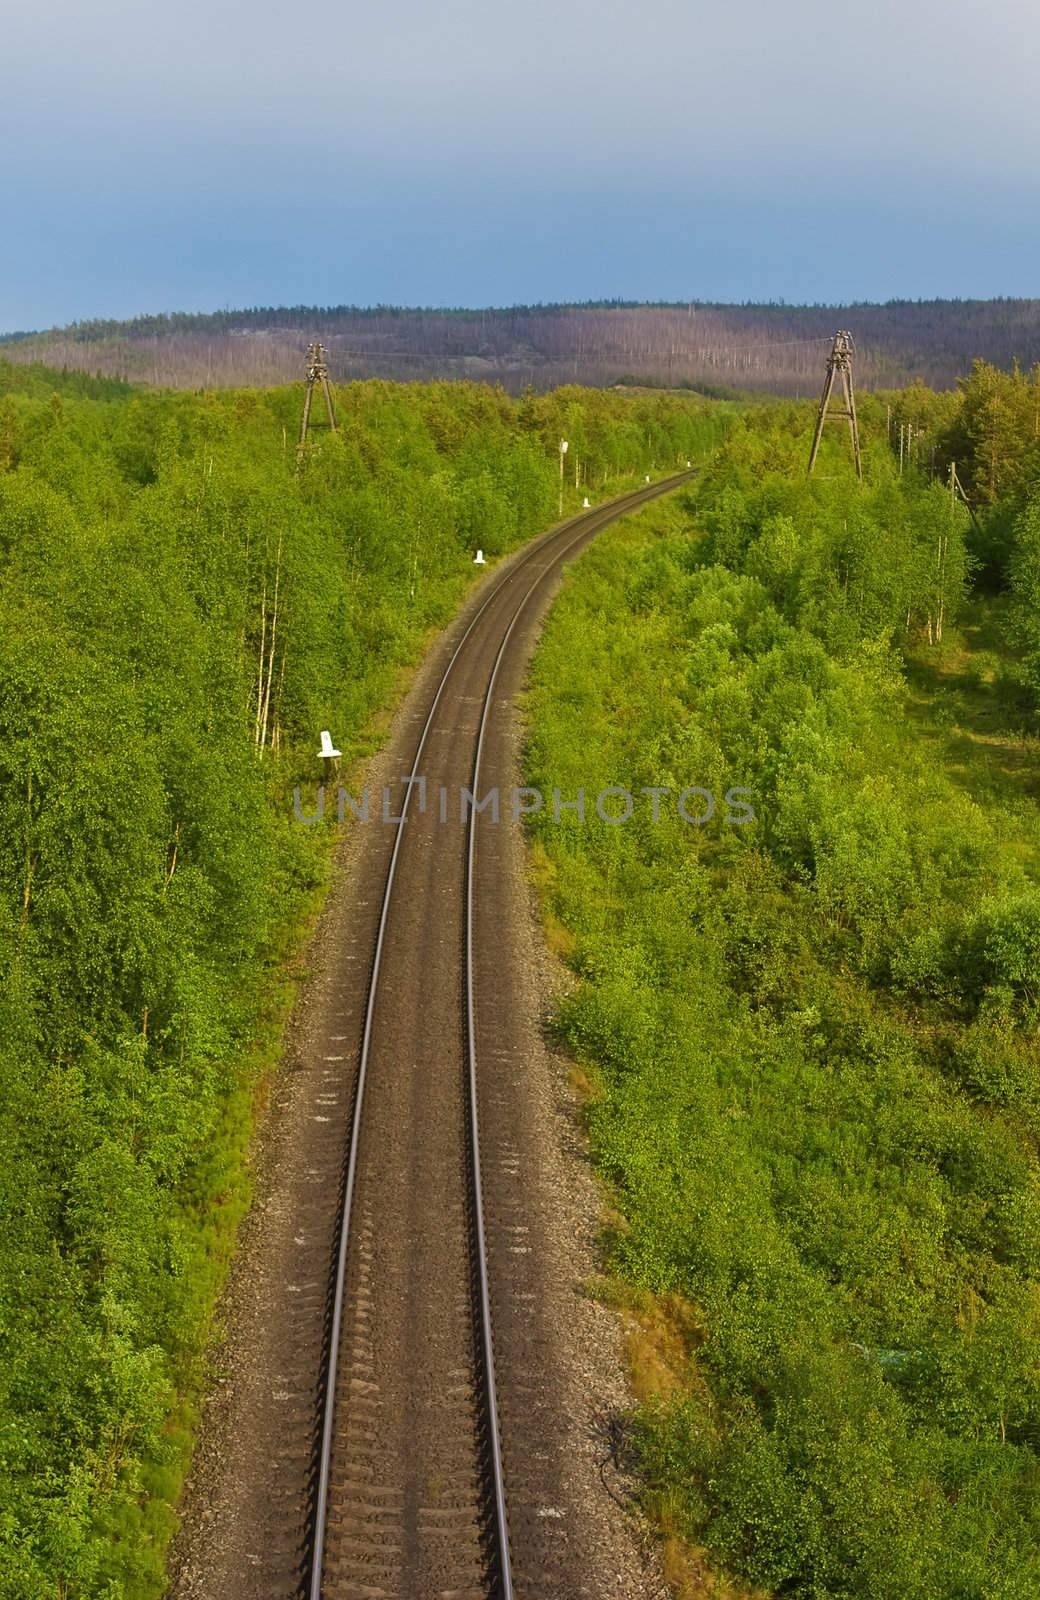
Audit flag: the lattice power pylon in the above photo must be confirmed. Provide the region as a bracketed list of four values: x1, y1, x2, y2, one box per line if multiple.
[299, 341, 337, 448]
[807, 330, 862, 480]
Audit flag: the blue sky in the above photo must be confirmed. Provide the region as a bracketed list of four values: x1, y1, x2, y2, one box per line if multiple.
[2, 0, 1038, 330]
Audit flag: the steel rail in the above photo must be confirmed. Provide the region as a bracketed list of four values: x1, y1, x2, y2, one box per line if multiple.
[308, 470, 694, 1599]
[460, 470, 699, 1591]
[461, 514, 622, 1599]
[461, 551, 583, 1600]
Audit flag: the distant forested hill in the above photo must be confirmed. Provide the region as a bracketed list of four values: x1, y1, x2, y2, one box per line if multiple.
[3, 298, 1040, 395]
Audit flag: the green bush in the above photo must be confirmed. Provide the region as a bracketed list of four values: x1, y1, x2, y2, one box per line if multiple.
[526, 405, 1040, 1595]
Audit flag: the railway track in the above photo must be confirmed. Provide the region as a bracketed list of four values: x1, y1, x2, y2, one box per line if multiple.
[292, 472, 694, 1600]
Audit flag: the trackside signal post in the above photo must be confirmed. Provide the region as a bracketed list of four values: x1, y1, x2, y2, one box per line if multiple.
[808, 330, 862, 481]
[299, 341, 337, 448]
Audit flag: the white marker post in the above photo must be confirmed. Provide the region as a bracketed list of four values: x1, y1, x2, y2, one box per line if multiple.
[474, 549, 487, 565]
[318, 732, 341, 785]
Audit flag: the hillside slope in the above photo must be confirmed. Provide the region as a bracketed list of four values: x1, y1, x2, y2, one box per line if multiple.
[4, 299, 1040, 395]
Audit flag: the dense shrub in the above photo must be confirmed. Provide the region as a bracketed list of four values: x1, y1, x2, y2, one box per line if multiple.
[526, 408, 1040, 1595]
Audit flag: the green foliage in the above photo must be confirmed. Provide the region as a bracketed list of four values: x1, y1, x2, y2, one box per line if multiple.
[912, 360, 1040, 595]
[0, 371, 723, 1597]
[939, 359, 1040, 511]
[0, 356, 132, 403]
[526, 406, 1040, 1596]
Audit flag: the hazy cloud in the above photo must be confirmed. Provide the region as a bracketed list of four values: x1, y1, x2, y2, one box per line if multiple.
[2, 0, 1038, 326]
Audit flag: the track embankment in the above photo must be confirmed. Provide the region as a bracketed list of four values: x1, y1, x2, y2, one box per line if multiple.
[168, 477, 691, 1600]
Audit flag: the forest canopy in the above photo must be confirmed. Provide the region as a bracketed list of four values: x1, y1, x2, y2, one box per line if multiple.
[525, 384, 1040, 1597]
[4, 298, 1040, 395]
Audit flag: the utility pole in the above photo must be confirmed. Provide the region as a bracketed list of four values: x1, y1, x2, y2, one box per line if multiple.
[948, 459, 981, 529]
[807, 330, 862, 481]
[559, 439, 568, 516]
[299, 341, 337, 450]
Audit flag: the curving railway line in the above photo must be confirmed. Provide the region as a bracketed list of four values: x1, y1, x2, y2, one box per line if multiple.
[200, 473, 693, 1600]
